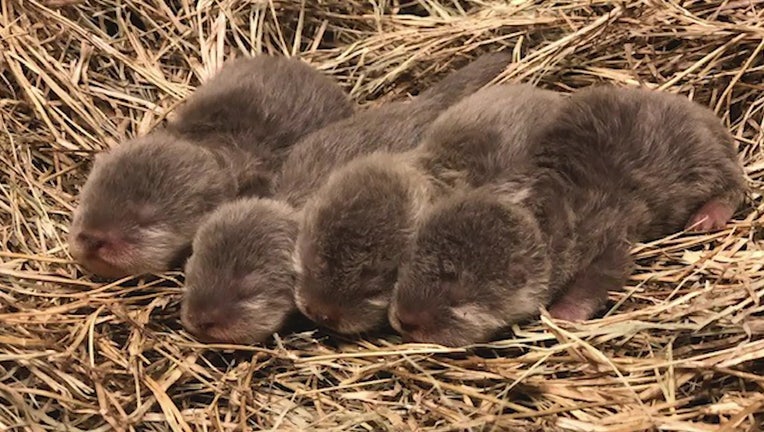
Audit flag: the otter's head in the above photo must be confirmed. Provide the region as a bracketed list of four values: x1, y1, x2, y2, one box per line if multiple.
[69, 132, 232, 278]
[294, 155, 425, 335]
[389, 190, 550, 347]
[181, 198, 299, 344]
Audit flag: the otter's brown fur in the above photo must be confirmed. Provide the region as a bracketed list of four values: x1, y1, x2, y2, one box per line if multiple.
[391, 85, 747, 346]
[181, 53, 513, 343]
[69, 55, 353, 278]
[296, 83, 563, 335]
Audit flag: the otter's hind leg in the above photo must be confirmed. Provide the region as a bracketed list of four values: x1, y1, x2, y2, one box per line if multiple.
[685, 197, 738, 232]
[549, 243, 632, 322]
[685, 155, 747, 232]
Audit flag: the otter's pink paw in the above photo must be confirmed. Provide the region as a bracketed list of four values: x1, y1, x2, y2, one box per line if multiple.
[685, 199, 734, 232]
[548, 300, 595, 322]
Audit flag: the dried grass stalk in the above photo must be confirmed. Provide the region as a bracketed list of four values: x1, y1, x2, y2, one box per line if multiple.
[1, 0, 763, 430]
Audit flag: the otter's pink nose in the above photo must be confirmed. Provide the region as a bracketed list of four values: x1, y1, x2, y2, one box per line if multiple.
[184, 308, 231, 342]
[76, 231, 109, 255]
[318, 312, 340, 327]
[69, 229, 133, 278]
[395, 309, 432, 334]
[195, 317, 217, 333]
[305, 305, 342, 328]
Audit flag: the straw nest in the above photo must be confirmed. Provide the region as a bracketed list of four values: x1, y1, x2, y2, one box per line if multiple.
[1, 0, 763, 430]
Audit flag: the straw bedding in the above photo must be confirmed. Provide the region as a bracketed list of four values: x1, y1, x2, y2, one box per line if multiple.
[1, 0, 763, 430]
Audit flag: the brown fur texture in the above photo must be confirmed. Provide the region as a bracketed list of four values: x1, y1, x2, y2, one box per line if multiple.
[181, 53, 512, 343]
[297, 83, 562, 335]
[69, 55, 353, 278]
[181, 198, 299, 344]
[392, 85, 747, 346]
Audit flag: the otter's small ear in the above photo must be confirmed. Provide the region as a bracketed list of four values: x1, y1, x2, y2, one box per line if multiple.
[438, 259, 458, 280]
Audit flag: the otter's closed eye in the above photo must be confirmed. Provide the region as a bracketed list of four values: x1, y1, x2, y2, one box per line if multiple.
[442, 270, 458, 282]
[359, 266, 377, 280]
[237, 274, 265, 300]
[443, 279, 468, 306]
[233, 288, 251, 302]
[382, 267, 399, 285]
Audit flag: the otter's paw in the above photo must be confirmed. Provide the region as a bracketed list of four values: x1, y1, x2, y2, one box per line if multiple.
[548, 300, 595, 322]
[685, 199, 734, 232]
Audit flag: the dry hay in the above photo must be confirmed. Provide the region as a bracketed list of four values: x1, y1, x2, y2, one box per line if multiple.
[1, 0, 763, 430]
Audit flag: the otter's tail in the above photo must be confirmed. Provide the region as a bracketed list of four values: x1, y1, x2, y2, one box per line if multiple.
[416, 52, 511, 108]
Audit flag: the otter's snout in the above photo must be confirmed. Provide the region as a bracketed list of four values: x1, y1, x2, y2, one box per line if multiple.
[181, 305, 238, 343]
[69, 227, 131, 278]
[390, 307, 435, 339]
[303, 303, 343, 329]
[73, 230, 108, 254]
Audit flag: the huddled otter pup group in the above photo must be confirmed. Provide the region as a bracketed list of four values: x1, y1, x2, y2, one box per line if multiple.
[69, 56, 354, 278]
[70, 53, 747, 347]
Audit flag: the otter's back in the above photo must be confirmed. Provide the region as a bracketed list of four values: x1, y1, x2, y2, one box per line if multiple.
[420, 83, 564, 188]
[168, 55, 354, 163]
[274, 52, 513, 207]
[533, 86, 745, 240]
[275, 100, 435, 207]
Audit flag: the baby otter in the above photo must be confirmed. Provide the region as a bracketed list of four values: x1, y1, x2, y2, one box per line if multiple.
[68, 55, 353, 278]
[181, 53, 513, 343]
[390, 85, 747, 346]
[296, 84, 563, 336]
[181, 198, 299, 344]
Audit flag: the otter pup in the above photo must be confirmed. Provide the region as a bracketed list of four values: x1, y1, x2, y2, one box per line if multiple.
[181, 198, 299, 344]
[296, 84, 564, 336]
[389, 85, 747, 346]
[68, 55, 353, 278]
[181, 53, 513, 343]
